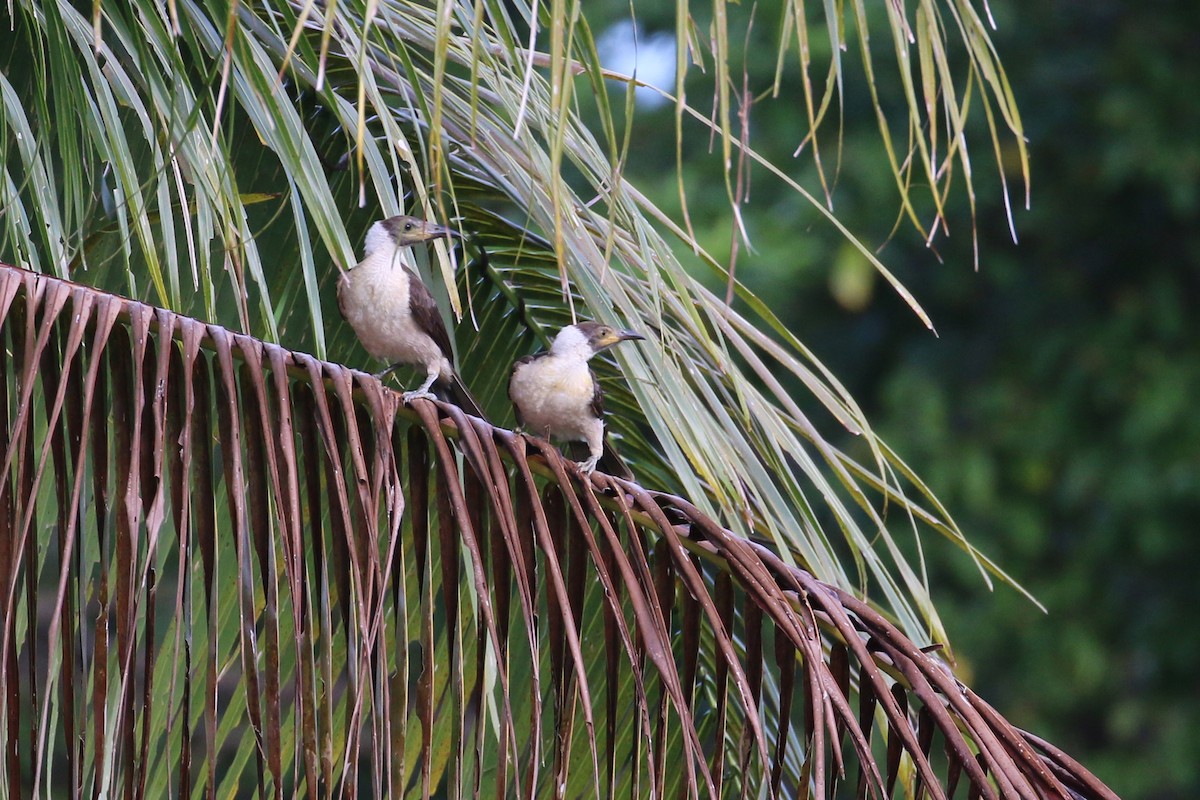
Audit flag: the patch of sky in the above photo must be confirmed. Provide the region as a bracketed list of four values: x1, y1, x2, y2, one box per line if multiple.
[596, 19, 676, 110]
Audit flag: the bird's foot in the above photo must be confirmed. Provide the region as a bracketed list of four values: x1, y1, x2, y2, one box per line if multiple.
[575, 455, 600, 476]
[402, 389, 438, 405]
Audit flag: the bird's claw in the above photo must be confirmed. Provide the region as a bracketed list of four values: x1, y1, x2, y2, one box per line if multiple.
[402, 389, 438, 405]
[575, 455, 600, 476]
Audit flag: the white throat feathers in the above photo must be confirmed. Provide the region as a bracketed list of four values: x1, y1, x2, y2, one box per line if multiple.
[363, 220, 397, 259]
[549, 325, 596, 361]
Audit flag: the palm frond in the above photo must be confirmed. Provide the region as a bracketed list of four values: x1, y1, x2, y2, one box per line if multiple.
[2, 0, 1022, 642]
[0, 0, 1028, 642]
[0, 263, 1115, 798]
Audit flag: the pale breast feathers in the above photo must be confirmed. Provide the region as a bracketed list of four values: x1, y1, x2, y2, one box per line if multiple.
[510, 355, 597, 438]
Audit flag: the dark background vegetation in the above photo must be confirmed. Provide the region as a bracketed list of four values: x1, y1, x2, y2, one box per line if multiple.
[596, 1, 1199, 797]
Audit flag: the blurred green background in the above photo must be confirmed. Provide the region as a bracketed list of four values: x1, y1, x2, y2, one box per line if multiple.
[594, 0, 1199, 797]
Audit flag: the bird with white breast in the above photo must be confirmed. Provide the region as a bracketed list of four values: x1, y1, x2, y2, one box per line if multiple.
[509, 321, 644, 476]
[337, 214, 484, 417]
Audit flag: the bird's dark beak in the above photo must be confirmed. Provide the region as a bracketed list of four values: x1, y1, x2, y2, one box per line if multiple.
[417, 221, 461, 242]
[598, 329, 645, 349]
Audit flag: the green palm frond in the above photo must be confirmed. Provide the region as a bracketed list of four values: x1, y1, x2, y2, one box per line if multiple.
[0, 0, 1030, 645]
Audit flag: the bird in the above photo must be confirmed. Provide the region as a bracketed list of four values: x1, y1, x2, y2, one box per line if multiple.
[337, 214, 485, 417]
[508, 321, 644, 476]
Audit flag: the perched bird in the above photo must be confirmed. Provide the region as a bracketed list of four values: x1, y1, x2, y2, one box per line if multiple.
[509, 321, 644, 476]
[338, 214, 484, 417]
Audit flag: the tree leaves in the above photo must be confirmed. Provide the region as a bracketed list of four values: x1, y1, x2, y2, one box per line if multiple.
[0, 0, 1115, 796]
[0, 263, 1116, 798]
[0, 0, 1031, 646]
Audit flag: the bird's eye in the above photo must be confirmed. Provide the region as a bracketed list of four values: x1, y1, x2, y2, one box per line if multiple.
[403, 222, 414, 231]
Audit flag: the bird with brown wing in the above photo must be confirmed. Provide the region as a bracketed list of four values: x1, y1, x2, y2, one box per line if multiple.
[338, 214, 484, 418]
[509, 321, 644, 477]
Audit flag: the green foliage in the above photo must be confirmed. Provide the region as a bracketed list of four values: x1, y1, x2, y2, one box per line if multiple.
[0, 0, 1039, 649]
[0, 0, 1153, 794]
[596, 0, 1199, 795]
[866, 7, 1200, 795]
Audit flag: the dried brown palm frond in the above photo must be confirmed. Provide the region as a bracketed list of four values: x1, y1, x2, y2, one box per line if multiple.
[0, 264, 1115, 799]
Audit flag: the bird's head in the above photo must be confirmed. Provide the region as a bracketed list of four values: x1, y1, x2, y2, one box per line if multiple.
[555, 321, 645, 359]
[364, 214, 460, 256]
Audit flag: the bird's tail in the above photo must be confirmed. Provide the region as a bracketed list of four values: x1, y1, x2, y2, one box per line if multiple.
[438, 371, 487, 420]
[598, 437, 634, 481]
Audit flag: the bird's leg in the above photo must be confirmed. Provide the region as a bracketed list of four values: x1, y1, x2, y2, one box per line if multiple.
[402, 365, 440, 404]
[576, 427, 603, 475]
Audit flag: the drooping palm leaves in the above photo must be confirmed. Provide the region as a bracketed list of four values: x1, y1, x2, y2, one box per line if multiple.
[0, 0, 1033, 645]
[0, 264, 1116, 799]
[0, 0, 1108, 796]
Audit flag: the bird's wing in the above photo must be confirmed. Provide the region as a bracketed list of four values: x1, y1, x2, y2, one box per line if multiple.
[508, 354, 541, 428]
[589, 370, 634, 479]
[589, 367, 605, 419]
[405, 267, 456, 364]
